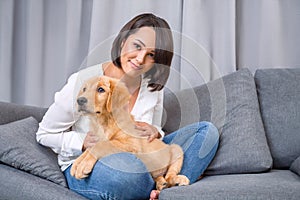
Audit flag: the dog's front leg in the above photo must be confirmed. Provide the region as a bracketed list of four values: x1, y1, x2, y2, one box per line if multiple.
[71, 149, 97, 179]
[165, 144, 190, 187]
[71, 141, 122, 179]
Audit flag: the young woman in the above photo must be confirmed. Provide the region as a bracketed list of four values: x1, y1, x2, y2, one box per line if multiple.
[36, 13, 219, 200]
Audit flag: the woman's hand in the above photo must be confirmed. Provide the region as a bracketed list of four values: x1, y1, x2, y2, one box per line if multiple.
[135, 121, 160, 142]
[82, 131, 99, 151]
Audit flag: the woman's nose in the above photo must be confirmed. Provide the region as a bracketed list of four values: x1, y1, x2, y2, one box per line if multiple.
[136, 50, 146, 64]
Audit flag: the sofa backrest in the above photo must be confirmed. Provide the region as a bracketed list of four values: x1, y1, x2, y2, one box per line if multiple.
[254, 68, 300, 169]
[0, 101, 47, 125]
[163, 68, 273, 175]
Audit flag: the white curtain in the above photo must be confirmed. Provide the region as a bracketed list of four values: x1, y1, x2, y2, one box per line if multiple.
[0, 0, 93, 106]
[236, 0, 300, 72]
[1, 0, 300, 107]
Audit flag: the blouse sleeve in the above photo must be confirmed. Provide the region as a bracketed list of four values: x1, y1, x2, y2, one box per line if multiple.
[152, 89, 165, 138]
[132, 79, 166, 139]
[36, 72, 84, 157]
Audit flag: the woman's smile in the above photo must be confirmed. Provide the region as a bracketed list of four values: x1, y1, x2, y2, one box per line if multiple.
[120, 27, 156, 77]
[129, 60, 143, 70]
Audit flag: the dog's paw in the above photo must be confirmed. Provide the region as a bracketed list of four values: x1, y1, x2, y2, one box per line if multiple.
[155, 176, 168, 191]
[70, 150, 97, 179]
[167, 175, 190, 187]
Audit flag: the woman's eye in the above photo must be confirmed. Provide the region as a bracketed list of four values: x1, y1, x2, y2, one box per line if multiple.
[97, 87, 105, 93]
[148, 53, 155, 58]
[134, 43, 142, 50]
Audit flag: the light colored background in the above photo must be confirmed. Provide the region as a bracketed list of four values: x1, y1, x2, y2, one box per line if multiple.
[1, 0, 299, 107]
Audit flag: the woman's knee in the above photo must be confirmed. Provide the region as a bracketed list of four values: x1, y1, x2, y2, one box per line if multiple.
[93, 153, 155, 187]
[197, 121, 219, 141]
[196, 121, 219, 159]
[97, 153, 155, 199]
[66, 153, 155, 200]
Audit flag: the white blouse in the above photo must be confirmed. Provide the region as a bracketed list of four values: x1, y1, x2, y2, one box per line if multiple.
[36, 64, 165, 171]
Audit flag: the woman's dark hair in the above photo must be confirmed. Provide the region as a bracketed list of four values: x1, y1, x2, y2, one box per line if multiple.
[111, 13, 174, 91]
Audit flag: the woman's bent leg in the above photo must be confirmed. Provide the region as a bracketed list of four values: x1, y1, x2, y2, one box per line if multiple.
[163, 121, 219, 183]
[64, 152, 155, 200]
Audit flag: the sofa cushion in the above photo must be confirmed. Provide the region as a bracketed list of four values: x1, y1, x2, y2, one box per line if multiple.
[159, 170, 300, 200]
[0, 101, 47, 125]
[290, 156, 300, 176]
[255, 68, 300, 169]
[163, 68, 273, 175]
[0, 117, 67, 187]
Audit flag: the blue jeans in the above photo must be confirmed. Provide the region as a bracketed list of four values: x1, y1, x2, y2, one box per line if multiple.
[64, 121, 219, 200]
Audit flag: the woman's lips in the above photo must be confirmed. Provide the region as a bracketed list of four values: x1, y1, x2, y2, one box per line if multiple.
[129, 61, 142, 70]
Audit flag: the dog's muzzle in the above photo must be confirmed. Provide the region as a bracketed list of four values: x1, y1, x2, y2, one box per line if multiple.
[77, 97, 88, 113]
[77, 97, 87, 106]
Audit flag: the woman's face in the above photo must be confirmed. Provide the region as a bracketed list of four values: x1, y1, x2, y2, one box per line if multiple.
[120, 27, 156, 78]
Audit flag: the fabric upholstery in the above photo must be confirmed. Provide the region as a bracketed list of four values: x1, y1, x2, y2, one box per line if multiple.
[163, 68, 273, 175]
[0, 101, 47, 125]
[255, 68, 300, 169]
[159, 170, 300, 200]
[290, 156, 300, 176]
[0, 164, 86, 200]
[1, 68, 299, 199]
[0, 117, 67, 187]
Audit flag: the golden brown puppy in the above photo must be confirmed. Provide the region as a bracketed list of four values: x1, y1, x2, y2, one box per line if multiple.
[71, 76, 189, 191]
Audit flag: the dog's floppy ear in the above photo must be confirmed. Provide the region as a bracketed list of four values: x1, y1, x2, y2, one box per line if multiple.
[106, 82, 113, 113]
[106, 79, 130, 113]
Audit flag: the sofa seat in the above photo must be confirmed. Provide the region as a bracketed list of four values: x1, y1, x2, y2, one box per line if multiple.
[0, 164, 87, 200]
[160, 170, 300, 200]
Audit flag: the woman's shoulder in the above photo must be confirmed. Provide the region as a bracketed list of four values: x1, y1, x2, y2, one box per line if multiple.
[76, 63, 105, 79]
[66, 63, 105, 98]
[66, 63, 104, 80]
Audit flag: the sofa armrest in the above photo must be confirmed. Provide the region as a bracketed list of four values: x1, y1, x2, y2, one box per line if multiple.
[0, 101, 47, 125]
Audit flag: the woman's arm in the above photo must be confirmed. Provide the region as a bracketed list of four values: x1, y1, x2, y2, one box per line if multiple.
[36, 72, 84, 157]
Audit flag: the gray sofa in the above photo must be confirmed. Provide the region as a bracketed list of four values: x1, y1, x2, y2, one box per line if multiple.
[1, 68, 299, 200]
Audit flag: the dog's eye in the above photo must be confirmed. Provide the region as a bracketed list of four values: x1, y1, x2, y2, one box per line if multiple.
[83, 87, 86, 92]
[97, 87, 105, 93]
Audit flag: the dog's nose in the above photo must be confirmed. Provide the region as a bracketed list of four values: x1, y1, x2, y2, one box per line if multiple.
[77, 97, 87, 106]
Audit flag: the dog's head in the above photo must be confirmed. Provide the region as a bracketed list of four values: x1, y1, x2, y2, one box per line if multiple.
[76, 76, 131, 116]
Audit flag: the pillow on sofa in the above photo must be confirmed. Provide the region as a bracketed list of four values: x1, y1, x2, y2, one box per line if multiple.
[255, 68, 300, 169]
[0, 117, 67, 187]
[290, 156, 300, 176]
[163, 68, 273, 175]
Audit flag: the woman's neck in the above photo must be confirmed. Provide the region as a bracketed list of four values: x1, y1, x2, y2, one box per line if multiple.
[103, 62, 141, 94]
[120, 75, 141, 94]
